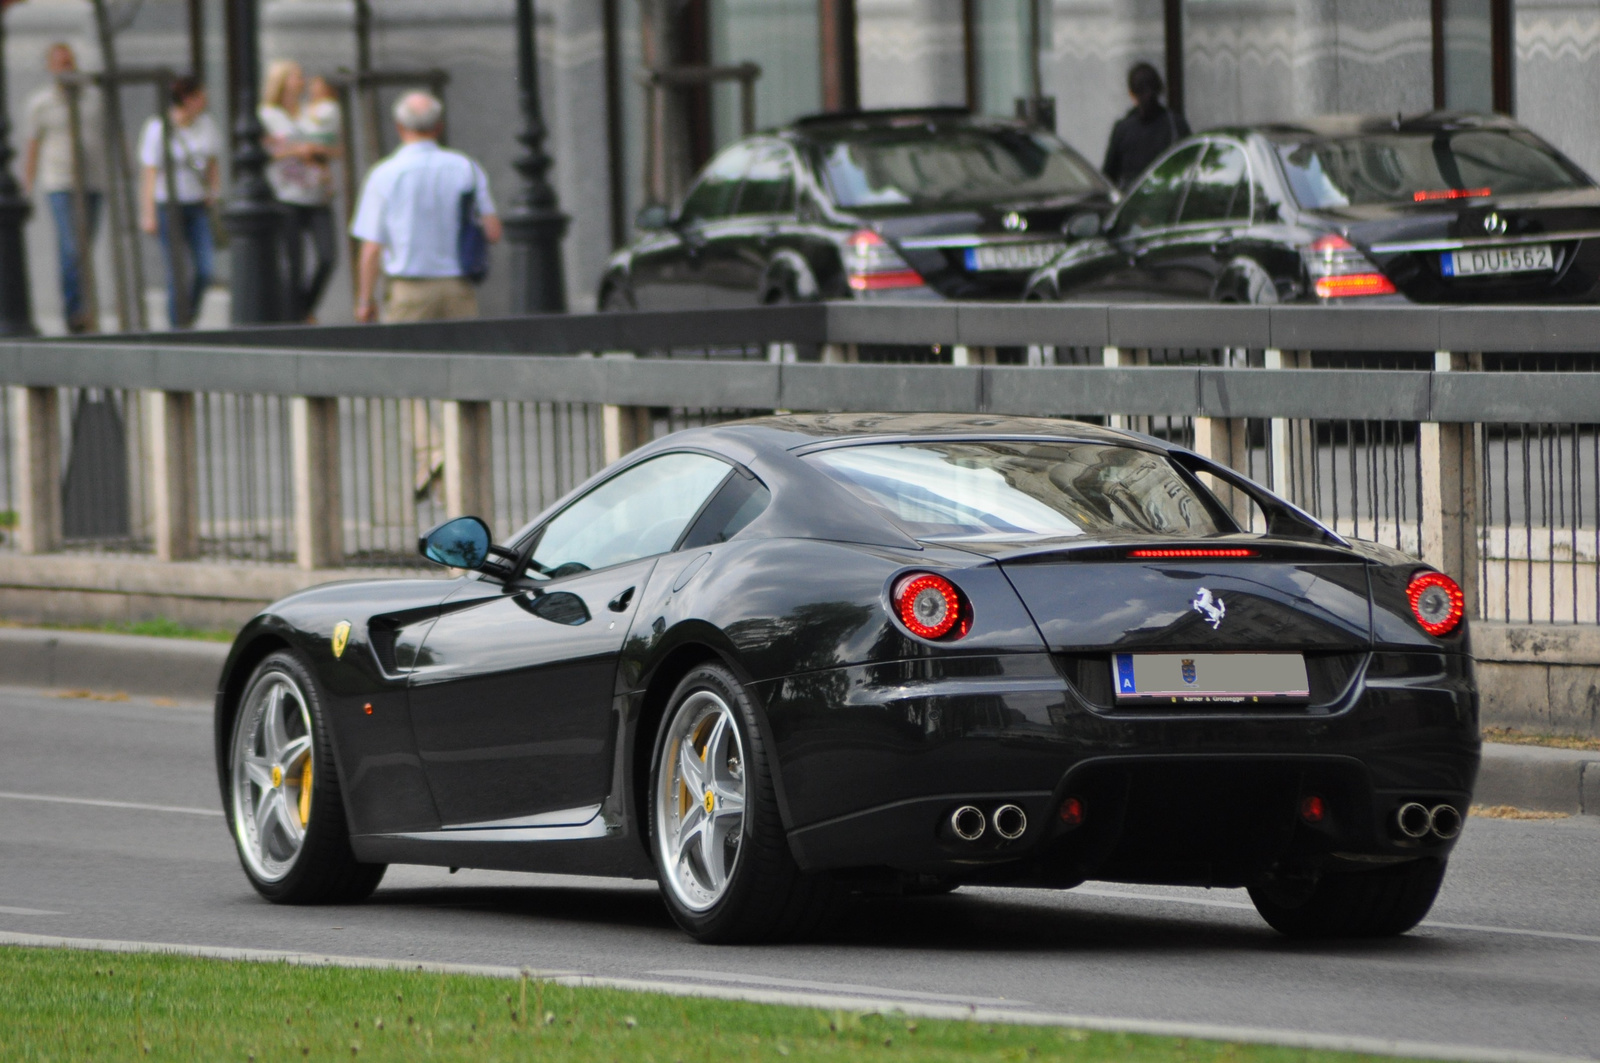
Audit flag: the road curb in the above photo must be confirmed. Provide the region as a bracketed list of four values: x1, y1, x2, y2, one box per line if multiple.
[0, 628, 226, 702]
[0, 627, 1595, 816]
[1476, 742, 1599, 816]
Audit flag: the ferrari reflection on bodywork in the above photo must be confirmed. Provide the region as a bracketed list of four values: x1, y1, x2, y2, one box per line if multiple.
[214, 414, 1477, 943]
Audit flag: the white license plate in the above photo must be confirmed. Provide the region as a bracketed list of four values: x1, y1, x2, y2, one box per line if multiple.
[1443, 243, 1553, 277]
[966, 242, 1066, 272]
[1113, 652, 1309, 702]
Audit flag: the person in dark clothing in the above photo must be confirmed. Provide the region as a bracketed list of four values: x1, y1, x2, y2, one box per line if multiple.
[1102, 62, 1191, 190]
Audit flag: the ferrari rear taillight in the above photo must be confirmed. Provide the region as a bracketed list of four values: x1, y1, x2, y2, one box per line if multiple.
[844, 229, 924, 291]
[1306, 233, 1397, 299]
[1406, 570, 1465, 637]
[893, 572, 969, 640]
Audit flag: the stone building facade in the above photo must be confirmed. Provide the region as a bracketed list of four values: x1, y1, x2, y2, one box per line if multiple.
[5, 0, 1600, 329]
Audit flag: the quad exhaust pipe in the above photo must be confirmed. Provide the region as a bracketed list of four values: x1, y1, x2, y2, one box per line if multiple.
[1429, 803, 1463, 840]
[950, 805, 987, 842]
[947, 803, 1029, 843]
[992, 804, 1028, 841]
[1395, 801, 1463, 840]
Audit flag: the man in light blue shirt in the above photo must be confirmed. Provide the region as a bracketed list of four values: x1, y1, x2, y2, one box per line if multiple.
[351, 91, 501, 322]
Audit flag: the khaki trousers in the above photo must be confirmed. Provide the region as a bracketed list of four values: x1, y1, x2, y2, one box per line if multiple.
[382, 276, 479, 322]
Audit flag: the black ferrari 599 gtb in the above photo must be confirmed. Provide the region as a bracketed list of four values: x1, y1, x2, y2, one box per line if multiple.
[214, 414, 1477, 943]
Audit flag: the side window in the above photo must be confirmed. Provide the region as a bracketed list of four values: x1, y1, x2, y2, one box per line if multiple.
[680, 472, 771, 549]
[734, 145, 795, 215]
[526, 453, 733, 579]
[1112, 144, 1203, 237]
[679, 144, 754, 224]
[1180, 142, 1249, 224]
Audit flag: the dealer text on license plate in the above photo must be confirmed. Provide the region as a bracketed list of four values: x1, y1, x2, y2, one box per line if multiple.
[1442, 243, 1553, 277]
[966, 242, 1066, 272]
[1113, 652, 1309, 703]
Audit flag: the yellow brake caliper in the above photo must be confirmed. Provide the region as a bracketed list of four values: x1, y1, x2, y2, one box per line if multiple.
[297, 757, 313, 827]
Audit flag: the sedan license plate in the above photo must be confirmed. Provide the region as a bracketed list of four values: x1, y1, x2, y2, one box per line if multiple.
[1113, 652, 1309, 704]
[1442, 243, 1553, 277]
[966, 242, 1066, 272]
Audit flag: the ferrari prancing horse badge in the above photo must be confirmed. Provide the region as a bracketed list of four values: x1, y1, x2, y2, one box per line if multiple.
[331, 620, 351, 659]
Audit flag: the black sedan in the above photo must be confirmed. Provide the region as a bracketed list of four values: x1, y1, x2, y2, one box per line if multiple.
[599, 109, 1114, 310]
[1025, 112, 1600, 305]
[214, 414, 1477, 943]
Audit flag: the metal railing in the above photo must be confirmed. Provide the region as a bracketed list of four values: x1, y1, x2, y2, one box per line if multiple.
[5, 302, 1600, 624]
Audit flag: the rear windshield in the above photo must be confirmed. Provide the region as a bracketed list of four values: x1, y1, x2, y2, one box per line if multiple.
[1276, 129, 1590, 209]
[807, 441, 1224, 539]
[815, 127, 1105, 210]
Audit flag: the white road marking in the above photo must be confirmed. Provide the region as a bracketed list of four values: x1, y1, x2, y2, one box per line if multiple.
[1069, 887, 1600, 945]
[0, 790, 223, 817]
[649, 968, 1026, 1007]
[0, 906, 63, 916]
[0, 931, 1586, 1063]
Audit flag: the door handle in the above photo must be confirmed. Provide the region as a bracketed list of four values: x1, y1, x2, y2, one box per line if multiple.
[607, 587, 635, 612]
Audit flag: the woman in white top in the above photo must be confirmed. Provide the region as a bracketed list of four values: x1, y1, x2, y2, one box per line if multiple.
[260, 60, 340, 322]
[138, 76, 220, 329]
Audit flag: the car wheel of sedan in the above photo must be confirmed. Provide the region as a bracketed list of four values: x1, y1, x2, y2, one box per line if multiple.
[228, 651, 386, 905]
[1248, 858, 1446, 938]
[649, 662, 834, 942]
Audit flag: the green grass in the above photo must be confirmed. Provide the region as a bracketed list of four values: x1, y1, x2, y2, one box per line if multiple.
[0, 946, 1431, 1063]
[0, 617, 237, 643]
[1483, 726, 1600, 752]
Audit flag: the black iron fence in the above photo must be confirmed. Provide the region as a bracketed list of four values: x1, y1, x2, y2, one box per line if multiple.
[4, 302, 1600, 624]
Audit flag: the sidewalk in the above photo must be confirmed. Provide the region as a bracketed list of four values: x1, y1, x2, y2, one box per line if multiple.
[2, 627, 1594, 816]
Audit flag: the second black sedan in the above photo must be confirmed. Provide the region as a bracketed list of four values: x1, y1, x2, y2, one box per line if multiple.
[600, 108, 1114, 310]
[1026, 112, 1600, 305]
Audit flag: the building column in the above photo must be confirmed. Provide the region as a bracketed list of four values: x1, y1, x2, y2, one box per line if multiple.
[10, 387, 61, 554]
[291, 397, 343, 570]
[147, 390, 199, 561]
[819, 0, 859, 112]
[1421, 351, 1480, 614]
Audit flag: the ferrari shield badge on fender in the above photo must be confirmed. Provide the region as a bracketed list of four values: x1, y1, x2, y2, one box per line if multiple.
[1192, 588, 1226, 630]
[331, 620, 352, 659]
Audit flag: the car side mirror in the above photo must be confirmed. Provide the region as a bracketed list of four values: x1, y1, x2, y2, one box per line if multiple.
[635, 203, 672, 231]
[1066, 211, 1102, 239]
[419, 516, 493, 570]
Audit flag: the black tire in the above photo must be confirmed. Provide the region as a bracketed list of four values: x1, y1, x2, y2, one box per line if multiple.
[1248, 858, 1446, 938]
[648, 662, 836, 943]
[226, 651, 386, 905]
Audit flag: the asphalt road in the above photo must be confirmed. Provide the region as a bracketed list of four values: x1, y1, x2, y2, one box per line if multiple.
[2, 685, 1597, 1061]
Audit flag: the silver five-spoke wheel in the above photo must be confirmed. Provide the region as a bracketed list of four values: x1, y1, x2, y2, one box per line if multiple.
[230, 669, 315, 883]
[655, 689, 747, 911]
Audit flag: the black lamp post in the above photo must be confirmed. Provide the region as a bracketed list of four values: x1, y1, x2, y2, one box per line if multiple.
[0, 0, 38, 336]
[223, 0, 284, 323]
[504, 0, 569, 314]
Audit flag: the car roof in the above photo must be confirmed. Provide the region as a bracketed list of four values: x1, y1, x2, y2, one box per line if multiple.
[1220, 111, 1526, 142]
[781, 108, 1037, 142]
[681, 412, 1166, 455]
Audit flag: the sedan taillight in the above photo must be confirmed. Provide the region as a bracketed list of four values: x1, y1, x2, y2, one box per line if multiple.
[1306, 233, 1396, 299]
[844, 229, 924, 291]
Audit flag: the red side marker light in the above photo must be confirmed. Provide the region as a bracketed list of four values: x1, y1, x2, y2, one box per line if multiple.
[893, 573, 968, 640]
[1299, 795, 1326, 824]
[1059, 797, 1086, 829]
[1407, 571, 1465, 637]
[363, 703, 373, 715]
[1129, 548, 1256, 559]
